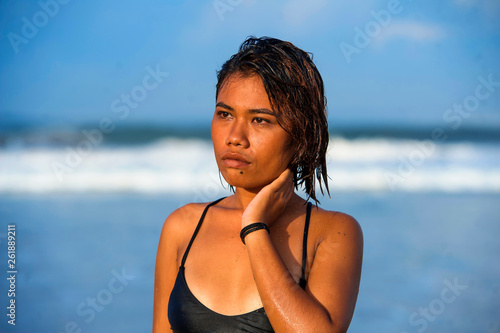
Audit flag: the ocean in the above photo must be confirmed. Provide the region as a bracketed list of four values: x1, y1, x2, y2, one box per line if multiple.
[0, 125, 499, 332]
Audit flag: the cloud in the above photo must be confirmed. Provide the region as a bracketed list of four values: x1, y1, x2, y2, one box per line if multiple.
[375, 20, 446, 44]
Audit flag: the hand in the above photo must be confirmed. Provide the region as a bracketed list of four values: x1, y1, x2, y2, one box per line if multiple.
[241, 169, 294, 229]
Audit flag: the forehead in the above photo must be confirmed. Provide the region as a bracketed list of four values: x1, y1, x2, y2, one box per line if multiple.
[216, 74, 272, 109]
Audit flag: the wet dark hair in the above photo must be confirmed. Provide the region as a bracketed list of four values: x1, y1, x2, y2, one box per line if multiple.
[216, 36, 329, 203]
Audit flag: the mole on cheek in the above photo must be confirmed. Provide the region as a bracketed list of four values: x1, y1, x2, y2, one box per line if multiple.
[240, 171, 243, 174]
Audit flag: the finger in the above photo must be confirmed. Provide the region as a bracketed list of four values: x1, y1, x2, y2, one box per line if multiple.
[270, 169, 293, 192]
[273, 171, 294, 205]
[281, 169, 294, 196]
[282, 173, 294, 200]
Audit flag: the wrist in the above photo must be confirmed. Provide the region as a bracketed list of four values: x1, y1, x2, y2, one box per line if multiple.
[240, 222, 269, 245]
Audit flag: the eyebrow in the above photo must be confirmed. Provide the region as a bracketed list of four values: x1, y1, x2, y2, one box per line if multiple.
[216, 102, 275, 116]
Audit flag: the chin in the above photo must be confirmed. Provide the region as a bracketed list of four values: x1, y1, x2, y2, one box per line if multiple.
[221, 169, 273, 190]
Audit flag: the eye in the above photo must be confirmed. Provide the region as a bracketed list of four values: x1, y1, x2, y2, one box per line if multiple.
[217, 111, 231, 119]
[253, 117, 270, 124]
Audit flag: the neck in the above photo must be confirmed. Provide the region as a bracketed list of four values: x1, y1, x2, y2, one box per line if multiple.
[229, 187, 304, 213]
[231, 186, 261, 211]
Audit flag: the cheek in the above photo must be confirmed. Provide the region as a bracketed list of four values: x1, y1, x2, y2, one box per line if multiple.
[211, 123, 224, 152]
[259, 137, 294, 169]
[283, 141, 296, 165]
[210, 120, 218, 141]
[273, 134, 295, 164]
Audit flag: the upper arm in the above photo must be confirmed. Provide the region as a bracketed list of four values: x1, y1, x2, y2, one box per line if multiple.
[152, 205, 194, 333]
[306, 211, 363, 332]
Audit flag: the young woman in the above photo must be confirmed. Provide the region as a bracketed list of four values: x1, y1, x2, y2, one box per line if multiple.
[153, 36, 363, 333]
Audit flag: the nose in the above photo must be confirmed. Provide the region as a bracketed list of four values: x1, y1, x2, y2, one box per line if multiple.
[225, 120, 250, 148]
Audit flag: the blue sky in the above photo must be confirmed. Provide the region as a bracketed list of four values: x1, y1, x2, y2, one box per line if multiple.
[0, 0, 499, 130]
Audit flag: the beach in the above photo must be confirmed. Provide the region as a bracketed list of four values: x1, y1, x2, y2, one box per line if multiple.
[2, 0, 499, 331]
[0, 132, 499, 332]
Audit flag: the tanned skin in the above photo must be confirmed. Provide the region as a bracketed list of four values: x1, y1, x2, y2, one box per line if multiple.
[153, 75, 363, 333]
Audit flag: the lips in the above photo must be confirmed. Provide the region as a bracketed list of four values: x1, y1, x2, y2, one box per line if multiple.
[221, 152, 251, 169]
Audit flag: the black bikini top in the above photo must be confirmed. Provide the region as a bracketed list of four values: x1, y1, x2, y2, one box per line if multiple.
[168, 198, 313, 332]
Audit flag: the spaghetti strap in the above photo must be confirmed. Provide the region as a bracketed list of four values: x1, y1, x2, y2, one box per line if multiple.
[180, 197, 226, 268]
[179, 197, 312, 289]
[299, 202, 312, 289]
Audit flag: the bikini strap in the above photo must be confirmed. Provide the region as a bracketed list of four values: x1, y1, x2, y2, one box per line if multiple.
[180, 197, 226, 268]
[299, 202, 313, 289]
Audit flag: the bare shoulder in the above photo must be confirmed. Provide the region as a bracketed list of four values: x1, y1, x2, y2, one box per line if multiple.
[153, 202, 211, 332]
[301, 207, 363, 331]
[159, 202, 212, 247]
[311, 206, 363, 246]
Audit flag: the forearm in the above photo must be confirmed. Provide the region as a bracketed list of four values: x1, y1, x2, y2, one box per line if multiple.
[244, 229, 338, 333]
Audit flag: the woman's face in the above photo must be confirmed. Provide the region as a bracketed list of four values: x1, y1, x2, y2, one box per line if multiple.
[211, 74, 294, 190]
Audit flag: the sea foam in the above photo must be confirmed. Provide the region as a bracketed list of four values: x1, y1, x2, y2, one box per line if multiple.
[1, 137, 499, 194]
